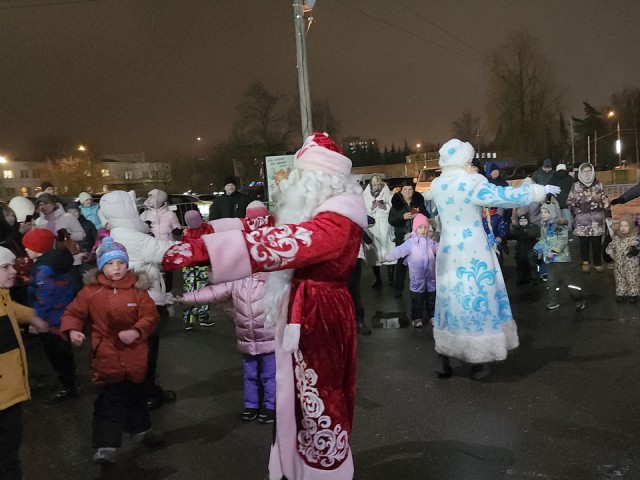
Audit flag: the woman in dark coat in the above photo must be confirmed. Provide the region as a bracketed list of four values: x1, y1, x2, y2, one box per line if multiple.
[387, 180, 428, 297]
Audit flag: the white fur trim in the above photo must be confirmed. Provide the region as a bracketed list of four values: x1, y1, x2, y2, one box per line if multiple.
[313, 193, 368, 229]
[282, 323, 301, 352]
[433, 320, 519, 363]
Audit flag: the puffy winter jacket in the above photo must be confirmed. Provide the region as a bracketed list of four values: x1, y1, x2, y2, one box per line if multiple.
[60, 270, 158, 384]
[99, 190, 176, 305]
[79, 203, 102, 230]
[34, 207, 86, 241]
[28, 248, 80, 330]
[140, 205, 181, 242]
[566, 180, 610, 237]
[384, 235, 438, 293]
[0, 289, 35, 411]
[388, 192, 428, 245]
[182, 273, 274, 355]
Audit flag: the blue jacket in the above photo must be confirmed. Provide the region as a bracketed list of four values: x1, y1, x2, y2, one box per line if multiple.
[28, 249, 80, 329]
[79, 203, 102, 230]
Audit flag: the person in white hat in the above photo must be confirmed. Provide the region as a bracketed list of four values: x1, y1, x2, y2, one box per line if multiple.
[163, 132, 367, 480]
[425, 139, 560, 380]
[0, 247, 49, 478]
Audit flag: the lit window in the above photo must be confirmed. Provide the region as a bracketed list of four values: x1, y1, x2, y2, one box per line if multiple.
[100, 169, 110, 177]
[493, 153, 497, 159]
[3, 170, 14, 179]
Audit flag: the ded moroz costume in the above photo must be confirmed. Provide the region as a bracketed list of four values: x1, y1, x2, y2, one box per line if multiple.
[162, 133, 367, 480]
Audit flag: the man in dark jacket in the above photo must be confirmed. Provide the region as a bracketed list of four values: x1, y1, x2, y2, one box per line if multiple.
[209, 176, 250, 220]
[548, 163, 575, 232]
[532, 159, 554, 186]
[387, 180, 428, 297]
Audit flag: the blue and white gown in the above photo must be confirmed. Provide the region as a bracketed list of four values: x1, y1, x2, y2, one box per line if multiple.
[430, 171, 546, 363]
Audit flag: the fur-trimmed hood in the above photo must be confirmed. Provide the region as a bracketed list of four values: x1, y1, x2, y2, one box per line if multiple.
[82, 268, 152, 291]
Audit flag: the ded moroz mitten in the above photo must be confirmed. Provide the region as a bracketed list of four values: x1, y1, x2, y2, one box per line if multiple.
[162, 239, 210, 271]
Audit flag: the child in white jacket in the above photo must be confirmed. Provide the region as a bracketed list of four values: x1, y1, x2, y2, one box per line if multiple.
[178, 272, 276, 423]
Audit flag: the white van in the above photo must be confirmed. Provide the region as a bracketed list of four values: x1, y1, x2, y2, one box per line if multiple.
[414, 165, 442, 193]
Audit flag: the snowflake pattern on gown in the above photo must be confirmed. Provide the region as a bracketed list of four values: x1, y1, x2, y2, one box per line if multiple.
[294, 350, 349, 468]
[246, 225, 312, 270]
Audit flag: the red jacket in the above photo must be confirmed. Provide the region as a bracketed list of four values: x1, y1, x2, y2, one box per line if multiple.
[60, 269, 158, 384]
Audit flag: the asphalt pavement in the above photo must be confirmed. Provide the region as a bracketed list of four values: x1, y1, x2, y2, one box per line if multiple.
[19, 241, 640, 479]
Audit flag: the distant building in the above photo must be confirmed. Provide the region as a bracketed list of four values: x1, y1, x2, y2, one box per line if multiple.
[341, 136, 378, 155]
[0, 153, 172, 200]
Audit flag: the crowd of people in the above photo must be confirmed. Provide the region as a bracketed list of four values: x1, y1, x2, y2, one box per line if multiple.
[1, 137, 639, 479]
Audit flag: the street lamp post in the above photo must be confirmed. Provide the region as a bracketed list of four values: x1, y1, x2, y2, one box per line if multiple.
[608, 111, 623, 167]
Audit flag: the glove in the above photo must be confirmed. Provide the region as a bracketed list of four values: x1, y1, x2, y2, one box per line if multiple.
[162, 239, 210, 272]
[610, 197, 623, 205]
[627, 246, 639, 257]
[282, 324, 301, 352]
[544, 185, 561, 196]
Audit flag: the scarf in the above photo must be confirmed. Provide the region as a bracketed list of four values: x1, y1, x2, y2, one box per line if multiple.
[577, 163, 595, 187]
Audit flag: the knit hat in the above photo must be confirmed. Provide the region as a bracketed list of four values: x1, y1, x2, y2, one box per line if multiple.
[542, 159, 553, 169]
[0, 247, 16, 267]
[40, 181, 54, 191]
[618, 214, 637, 238]
[412, 213, 429, 233]
[222, 176, 237, 187]
[438, 139, 475, 169]
[35, 193, 56, 205]
[294, 132, 352, 177]
[65, 202, 80, 212]
[556, 163, 567, 171]
[245, 200, 269, 220]
[22, 228, 55, 254]
[78, 192, 92, 203]
[517, 213, 530, 226]
[96, 236, 129, 270]
[489, 163, 500, 174]
[184, 210, 203, 228]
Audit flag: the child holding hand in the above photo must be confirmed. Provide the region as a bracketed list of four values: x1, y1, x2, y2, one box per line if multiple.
[605, 214, 640, 303]
[61, 237, 160, 464]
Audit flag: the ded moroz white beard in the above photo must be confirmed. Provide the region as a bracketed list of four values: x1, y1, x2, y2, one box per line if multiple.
[263, 168, 362, 329]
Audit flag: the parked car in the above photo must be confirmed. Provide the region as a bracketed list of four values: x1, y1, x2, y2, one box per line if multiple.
[167, 193, 212, 224]
[240, 183, 266, 202]
[384, 176, 415, 194]
[505, 164, 537, 187]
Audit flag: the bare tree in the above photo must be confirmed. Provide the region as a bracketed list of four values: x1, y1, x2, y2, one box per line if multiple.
[312, 100, 341, 140]
[451, 110, 482, 146]
[487, 29, 562, 162]
[231, 82, 296, 153]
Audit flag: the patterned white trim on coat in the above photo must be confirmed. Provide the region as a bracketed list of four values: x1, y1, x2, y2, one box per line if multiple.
[294, 350, 349, 468]
[246, 225, 312, 271]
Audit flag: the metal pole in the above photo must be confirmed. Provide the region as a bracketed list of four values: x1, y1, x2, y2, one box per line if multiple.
[293, 2, 313, 139]
[587, 135, 591, 164]
[569, 116, 575, 166]
[617, 120, 622, 167]
[594, 130, 597, 167]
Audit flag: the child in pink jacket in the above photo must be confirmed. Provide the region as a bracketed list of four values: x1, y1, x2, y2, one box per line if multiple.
[178, 272, 275, 423]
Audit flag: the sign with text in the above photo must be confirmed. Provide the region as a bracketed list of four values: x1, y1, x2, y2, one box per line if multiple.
[264, 154, 294, 204]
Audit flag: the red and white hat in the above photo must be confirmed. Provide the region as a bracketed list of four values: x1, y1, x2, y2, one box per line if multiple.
[294, 132, 352, 177]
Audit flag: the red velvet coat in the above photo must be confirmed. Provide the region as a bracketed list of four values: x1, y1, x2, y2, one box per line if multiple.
[202, 210, 363, 479]
[60, 270, 158, 384]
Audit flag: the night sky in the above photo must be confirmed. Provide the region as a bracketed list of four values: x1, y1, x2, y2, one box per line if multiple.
[1, 0, 638, 160]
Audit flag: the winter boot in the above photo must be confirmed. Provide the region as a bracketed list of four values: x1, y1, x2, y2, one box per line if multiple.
[436, 355, 452, 379]
[471, 363, 491, 380]
[371, 266, 382, 288]
[387, 265, 395, 286]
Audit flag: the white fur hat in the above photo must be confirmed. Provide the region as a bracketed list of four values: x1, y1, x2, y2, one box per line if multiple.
[294, 132, 352, 177]
[0, 247, 16, 266]
[556, 163, 567, 171]
[438, 139, 475, 168]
